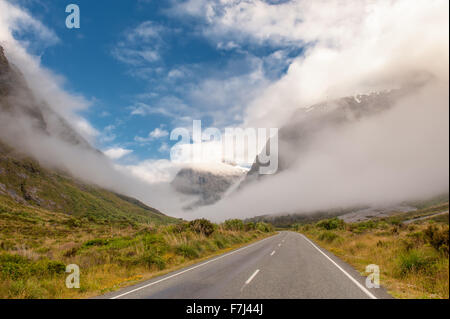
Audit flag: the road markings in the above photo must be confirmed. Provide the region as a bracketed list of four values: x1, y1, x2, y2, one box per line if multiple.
[300, 234, 377, 299]
[245, 269, 260, 285]
[109, 234, 279, 299]
[270, 250, 276, 256]
[278, 243, 282, 247]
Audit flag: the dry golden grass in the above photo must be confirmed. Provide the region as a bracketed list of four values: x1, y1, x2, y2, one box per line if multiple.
[299, 217, 449, 299]
[0, 203, 274, 299]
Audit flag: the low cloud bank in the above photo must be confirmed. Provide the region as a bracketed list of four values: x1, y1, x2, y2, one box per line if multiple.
[1, 0, 448, 221]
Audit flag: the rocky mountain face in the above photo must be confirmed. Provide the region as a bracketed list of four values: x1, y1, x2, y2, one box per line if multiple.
[0, 45, 175, 224]
[0, 45, 93, 150]
[240, 87, 417, 188]
[171, 163, 246, 209]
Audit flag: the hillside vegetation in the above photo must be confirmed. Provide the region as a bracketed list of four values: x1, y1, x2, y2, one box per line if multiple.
[0, 141, 275, 298]
[0, 187, 274, 299]
[0, 142, 174, 225]
[296, 203, 449, 299]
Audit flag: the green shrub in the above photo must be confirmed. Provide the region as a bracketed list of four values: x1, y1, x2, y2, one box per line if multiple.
[82, 238, 109, 248]
[316, 218, 344, 230]
[141, 252, 166, 270]
[396, 249, 433, 276]
[175, 244, 199, 259]
[349, 220, 378, 233]
[0, 254, 65, 280]
[424, 225, 449, 255]
[189, 219, 215, 236]
[256, 222, 273, 233]
[318, 231, 340, 243]
[0, 254, 30, 280]
[167, 223, 189, 234]
[37, 260, 66, 275]
[65, 217, 82, 228]
[244, 222, 256, 231]
[142, 233, 166, 248]
[223, 219, 244, 231]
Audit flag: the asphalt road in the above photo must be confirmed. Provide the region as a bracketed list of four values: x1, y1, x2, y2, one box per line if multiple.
[102, 231, 392, 299]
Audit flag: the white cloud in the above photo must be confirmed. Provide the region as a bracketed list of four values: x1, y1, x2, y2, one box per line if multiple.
[103, 147, 133, 160]
[158, 142, 170, 153]
[0, 0, 59, 49]
[135, 127, 169, 143]
[0, 0, 99, 142]
[121, 159, 180, 184]
[150, 127, 169, 138]
[112, 21, 166, 66]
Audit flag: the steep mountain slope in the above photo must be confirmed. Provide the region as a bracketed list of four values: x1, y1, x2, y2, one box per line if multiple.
[171, 163, 246, 209]
[0, 46, 94, 150]
[240, 86, 421, 187]
[0, 45, 176, 225]
[0, 141, 175, 225]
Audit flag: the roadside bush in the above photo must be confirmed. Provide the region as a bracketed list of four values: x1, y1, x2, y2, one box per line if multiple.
[396, 249, 434, 276]
[189, 219, 215, 236]
[0, 254, 65, 280]
[167, 223, 189, 234]
[141, 252, 166, 270]
[244, 222, 256, 231]
[175, 244, 200, 259]
[223, 219, 244, 231]
[424, 225, 449, 255]
[82, 238, 109, 248]
[349, 220, 378, 233]
[318, 231, 340, 243]
[256, 222, 273, 233]
[316, 218, 344, 230]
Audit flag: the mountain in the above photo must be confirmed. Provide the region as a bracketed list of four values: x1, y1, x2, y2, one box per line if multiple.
[0, 45, 93, 150]
[240, 85, 422, 187]
[0, 45, 176, 225]
[171, 163, 247, 209]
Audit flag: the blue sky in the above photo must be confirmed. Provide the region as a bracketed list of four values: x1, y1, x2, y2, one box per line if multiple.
[10, 0, 299, 164]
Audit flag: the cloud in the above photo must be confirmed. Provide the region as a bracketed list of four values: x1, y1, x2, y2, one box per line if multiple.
[0, 0, 59, 49]
[134, 127, 169, 143]
[103, 147, 133, 160]
[158, 142, 170, 153]
[169, 0, 449, 221]
[112, 21, 167, 66]
[120, 159, 180, 184]
[150, 127, 169, 138]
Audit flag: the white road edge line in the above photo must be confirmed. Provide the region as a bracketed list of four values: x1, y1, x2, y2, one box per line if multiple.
[245, 269, 260, 285]
[110, 234, 279, 299]
[270, 250, 276, 256]
[300, 234, 377, 299]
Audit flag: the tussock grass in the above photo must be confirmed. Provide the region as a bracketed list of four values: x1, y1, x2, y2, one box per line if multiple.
[0, 201, 274, 299]
[297, 210, 449, 299]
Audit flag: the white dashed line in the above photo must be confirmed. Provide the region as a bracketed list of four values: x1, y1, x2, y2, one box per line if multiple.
[270, 250, 276, 256]
[245, 269, 260, 285]
[110, 235, 278, 299]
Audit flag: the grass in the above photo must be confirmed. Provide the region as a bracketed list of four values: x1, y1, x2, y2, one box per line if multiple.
[0, 141, 276, 298]
[296, 205, 449, 299]
[0, 142, 176, 225]
[0, 202, 274, 299]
